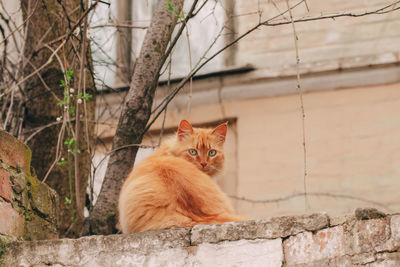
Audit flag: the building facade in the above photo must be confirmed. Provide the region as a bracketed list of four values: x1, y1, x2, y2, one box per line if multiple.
[93, 0, 400, 219]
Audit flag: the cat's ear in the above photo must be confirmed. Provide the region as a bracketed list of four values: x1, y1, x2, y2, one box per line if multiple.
[211, 122, 228, 143]
[177, 120, 193, 140]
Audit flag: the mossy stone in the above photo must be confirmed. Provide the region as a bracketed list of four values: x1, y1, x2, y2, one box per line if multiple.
[28, 175, 57, 223]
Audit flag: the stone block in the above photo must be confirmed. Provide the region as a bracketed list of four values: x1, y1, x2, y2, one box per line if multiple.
[3, 228, 191, 266]
[191, 213, 328, 245]
[292, 256, 352, 267]
[0, 130, 32, 175]
[11, 172, 26, 194]
[283, 226, 345, 265]
[355, 208, 386, 220]
[389, 215, 400, 248]
[0, 201, 24, 237]
[24, 214, 58, 241]
[28, 176, 58, 223]
[329, 213, 354, 226]
[0, 168, 12, 202]
[351, 252, 376, 265]
[370, 252, 400, 267]
[190, 238, 283, 267]
[353, 218, 391, 253]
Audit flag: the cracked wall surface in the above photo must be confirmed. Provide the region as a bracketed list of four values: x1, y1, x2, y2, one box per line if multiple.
[2, 208, 400, 266]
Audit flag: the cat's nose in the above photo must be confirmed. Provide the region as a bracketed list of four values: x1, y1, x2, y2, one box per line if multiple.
[200, 162, 207, 168]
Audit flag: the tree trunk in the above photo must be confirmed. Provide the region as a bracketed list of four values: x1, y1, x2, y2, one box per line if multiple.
[87, 0, 184, 235]
[22, 0, 96, 237]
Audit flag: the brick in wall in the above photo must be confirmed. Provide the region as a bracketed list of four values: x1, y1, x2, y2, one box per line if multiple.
[0, 168, 12, 202]
[191, 238, 283, 266]
[390, 215, 400, 248]
[0, 130, 32, 175]
[0, 201, 23, 237]
[283, 226, 345, 265]
[354, 218, 391, 253]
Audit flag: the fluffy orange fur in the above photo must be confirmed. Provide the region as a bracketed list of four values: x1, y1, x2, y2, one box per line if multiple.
[118, 120, 245, 233]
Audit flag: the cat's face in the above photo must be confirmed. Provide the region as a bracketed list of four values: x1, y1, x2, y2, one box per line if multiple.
[171, 120, 227, 176]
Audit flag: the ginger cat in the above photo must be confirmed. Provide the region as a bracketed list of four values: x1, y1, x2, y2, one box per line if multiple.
[118, 120, 245, 233]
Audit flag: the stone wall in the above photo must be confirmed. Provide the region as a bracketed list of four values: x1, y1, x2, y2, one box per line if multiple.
[0, 130, 58, 244]
[2, 208, 400, 266]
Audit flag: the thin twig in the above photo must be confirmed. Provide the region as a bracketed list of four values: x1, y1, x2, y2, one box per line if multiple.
[158, 51, 174, 147]
[26, 60, 61, 101]
[285, 0, 308, 209]
[264, 0, 400, 26]
[74, 1, 89, 222]
[184, 20, 193, 117]
[23, 119, 116, 143]
[42, 119, 66, 184]
[93, 143, 158, 171]
[157, 0, 200, 80]
[2, 40, 66, 99]
[89, 24, 147, 29]
[2, 82, 15, 129]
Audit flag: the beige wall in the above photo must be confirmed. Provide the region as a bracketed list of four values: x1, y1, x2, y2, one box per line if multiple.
[235, 0, 400, 76]
[146, 81, 400, 219]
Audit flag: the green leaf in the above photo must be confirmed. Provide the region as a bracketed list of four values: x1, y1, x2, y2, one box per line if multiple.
[60, 80, 67, 87]
[68, 105, 75, 115]
[57, 100, 65, 106]
[64, 91, 69, 104]
[166, 1, 174, 11]
[72, 148, 81, 154]
[57, 161, 67, 166]
[83, 93, 92, 101]
[77, 92, 93, 101]
[64, 197, 72, 205]
[65, 70, 74, 82]
[64, 138, 76, 146]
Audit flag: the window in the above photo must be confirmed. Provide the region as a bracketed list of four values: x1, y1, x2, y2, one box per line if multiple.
[89, 0, 234, 88]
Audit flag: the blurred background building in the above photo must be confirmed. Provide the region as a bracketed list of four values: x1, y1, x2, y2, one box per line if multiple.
[90, 0, 400, 219]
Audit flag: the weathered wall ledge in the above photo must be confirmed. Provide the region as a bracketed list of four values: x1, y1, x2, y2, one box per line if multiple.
[2, 208, 400, 266]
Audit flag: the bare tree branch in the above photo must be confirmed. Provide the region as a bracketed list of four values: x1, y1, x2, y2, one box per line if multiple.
[285, 0, 308, 208]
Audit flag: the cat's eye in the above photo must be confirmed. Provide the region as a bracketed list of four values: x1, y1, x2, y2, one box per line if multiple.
[188, 149, 198, 156]
[208, 149, 217, 157]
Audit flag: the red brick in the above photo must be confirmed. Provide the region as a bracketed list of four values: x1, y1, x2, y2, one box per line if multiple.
[0, 201, 24, 237]
[0, 168, 12, 202]
[283, 226, 345, 265]
[0, 130, 32, 175]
